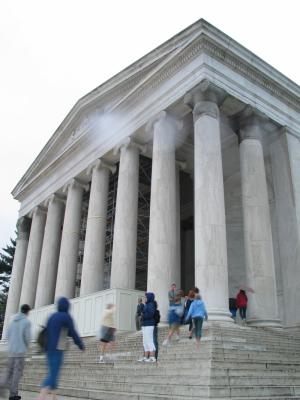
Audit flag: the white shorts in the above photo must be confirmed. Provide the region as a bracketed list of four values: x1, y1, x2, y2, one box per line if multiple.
[142, 326, 155, 352]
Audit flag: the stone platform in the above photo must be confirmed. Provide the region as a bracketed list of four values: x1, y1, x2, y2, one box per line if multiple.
[2, 323, 300, 399]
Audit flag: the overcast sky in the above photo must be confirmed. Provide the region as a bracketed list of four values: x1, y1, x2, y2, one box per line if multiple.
[0, 0, 299, 250]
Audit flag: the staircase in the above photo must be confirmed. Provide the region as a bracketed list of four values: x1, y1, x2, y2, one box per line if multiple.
[3, 323, 300, 399]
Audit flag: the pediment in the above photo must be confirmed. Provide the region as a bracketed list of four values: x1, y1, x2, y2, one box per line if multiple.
[13, 19, 300, 202]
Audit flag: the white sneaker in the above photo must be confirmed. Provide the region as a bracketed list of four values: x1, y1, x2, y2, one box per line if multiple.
[162, 339, 170, 346]
[175, 334, 180, 341]
[145, 356, 156, 363]
[98, 355, 105, 363]
[137, 357, 147, 362]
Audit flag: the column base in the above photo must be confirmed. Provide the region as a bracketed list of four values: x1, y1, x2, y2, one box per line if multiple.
[207, 309, 234, 323]
[246, 318, 282, 328]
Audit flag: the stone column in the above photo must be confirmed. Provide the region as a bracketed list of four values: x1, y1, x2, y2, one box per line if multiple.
[110, 138, 145, 289]
[55, 179, 87, 299]
[175, 163, 181, 287]
[2, 217, 31, 338]
[147, 112, 181, 321]
[184, 228, 194, 292]
[80, 160, 115, 296]
[238, 111, 280, 326]
[184, 81, 231, 322]
[19, 206, 46, 307]
[35, 195, 65, 308]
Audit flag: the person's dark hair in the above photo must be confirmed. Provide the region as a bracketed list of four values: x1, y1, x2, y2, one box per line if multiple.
[20, 304, 31, 314]
[193, 287, 199, 294]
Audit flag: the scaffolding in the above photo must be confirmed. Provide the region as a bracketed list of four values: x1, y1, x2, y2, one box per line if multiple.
[75, 155, 152, 294]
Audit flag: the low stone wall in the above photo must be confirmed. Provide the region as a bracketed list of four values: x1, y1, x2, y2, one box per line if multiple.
[29, 288, 144, 338]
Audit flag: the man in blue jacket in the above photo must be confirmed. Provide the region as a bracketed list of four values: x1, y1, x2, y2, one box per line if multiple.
[185, 294, 208, 348]
[37, 297, 85, 400]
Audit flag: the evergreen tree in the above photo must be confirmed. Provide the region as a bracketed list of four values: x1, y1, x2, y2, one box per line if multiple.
[0, 236, 16, 293]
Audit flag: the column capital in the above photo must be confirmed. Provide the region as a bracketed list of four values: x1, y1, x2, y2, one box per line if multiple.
[86, 158, 116, 177]
[29, 205, 47, 218]
[184, 80, 226, 120]
[113, 137, 147, 156]
[17, 216, 31, 240]
[146, 111, 183, 133]
[236, 105, 269, 143]
[62, 178, 89, 194]
[44, 193, 66, 208]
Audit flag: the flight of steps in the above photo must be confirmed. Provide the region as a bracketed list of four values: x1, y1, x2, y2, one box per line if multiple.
[2, 323, 300, 399]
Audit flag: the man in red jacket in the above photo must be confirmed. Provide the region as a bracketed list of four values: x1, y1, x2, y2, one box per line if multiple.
[236, 290, 248, 322]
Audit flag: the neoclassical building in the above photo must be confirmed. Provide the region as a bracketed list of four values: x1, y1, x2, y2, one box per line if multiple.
[4, 19, 300, 336]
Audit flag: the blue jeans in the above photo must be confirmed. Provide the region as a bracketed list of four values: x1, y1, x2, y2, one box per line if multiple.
[43, 350, 64, 390]
[239, 307, 247, 320]
[193, 317, 203, 339]
[153, 326, 158, 360]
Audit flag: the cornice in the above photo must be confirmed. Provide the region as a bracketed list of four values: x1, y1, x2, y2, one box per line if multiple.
[12, 19, 300, 202]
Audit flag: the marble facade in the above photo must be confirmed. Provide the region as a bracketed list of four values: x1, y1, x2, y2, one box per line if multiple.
[4, 19, 300, 336]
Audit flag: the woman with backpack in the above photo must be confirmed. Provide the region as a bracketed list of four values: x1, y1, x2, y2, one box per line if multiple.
[36, 297, 84, 400]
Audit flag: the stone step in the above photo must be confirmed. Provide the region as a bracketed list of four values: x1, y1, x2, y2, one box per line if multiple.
[20, 379, 300, 399]
[21, 372, 300, 387]
[19, 391, 300, 400]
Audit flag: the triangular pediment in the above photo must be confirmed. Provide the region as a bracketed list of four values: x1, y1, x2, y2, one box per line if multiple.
[13, 18, 300, 201]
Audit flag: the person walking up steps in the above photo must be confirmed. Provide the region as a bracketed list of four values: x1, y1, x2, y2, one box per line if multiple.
[162, 295, 184, 346]
[185, 294, 208, 349]
[184, 290, 195, 339]
[0, 304, 31, 400]
[99, 304, 117, 363]
[236, 289, 248, 323]
[37, 297, 84, 400]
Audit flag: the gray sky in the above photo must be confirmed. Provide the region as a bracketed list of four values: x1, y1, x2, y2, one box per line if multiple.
[0, 0, 299, 250]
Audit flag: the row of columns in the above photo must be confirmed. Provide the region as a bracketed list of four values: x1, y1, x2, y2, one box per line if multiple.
[4, 80, 281, 336]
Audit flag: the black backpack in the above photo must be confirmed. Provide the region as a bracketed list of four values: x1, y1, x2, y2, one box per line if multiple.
[154, 309, 161, 325]
[37, 326, 48, 352]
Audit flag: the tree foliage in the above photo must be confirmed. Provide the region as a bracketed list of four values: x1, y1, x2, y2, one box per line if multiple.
[0, 236, 16, 293]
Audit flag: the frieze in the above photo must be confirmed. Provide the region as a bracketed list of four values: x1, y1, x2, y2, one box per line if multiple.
[113, 36, 300, 114]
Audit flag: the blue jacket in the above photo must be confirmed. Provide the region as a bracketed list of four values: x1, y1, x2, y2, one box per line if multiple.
[141, 292, 156, 327]
[168, 303, 184, 325]
[46, 297, 84, 352]
[185, 299, 208, 321]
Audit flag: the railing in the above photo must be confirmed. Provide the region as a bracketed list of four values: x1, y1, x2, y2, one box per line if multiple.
[29, 288, 144, 339]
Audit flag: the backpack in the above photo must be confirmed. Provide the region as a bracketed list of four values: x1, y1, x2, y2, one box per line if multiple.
[154, 309, 160, 325]
[37, 326, 48, 352]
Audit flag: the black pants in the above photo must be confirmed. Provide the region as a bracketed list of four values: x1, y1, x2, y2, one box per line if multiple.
[239, 307, 247, 320]
[153, 326, 158, 360]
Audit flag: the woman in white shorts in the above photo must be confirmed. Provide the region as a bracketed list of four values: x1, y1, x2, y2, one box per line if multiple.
[139, 292, 156, 363]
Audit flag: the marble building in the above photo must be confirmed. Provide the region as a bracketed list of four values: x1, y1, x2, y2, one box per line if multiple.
[4, 19, 300, 336]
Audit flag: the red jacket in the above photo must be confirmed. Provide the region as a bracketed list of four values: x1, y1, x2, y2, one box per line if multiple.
[236, 291, 248, 308]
